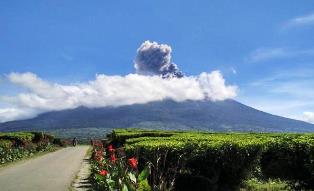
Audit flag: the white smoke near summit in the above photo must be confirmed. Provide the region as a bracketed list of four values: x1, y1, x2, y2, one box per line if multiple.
[0, 41, 237, 122]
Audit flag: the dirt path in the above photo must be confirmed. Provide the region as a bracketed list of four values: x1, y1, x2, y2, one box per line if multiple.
[0, 146, 90, 191]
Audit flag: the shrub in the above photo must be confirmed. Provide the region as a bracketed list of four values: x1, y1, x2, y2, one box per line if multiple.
[261, 138, 314, 190]
[186, 143, 262, 190]
[0, 132, 35, 145]
[0, 131, 60, 165]
[125, 137, 263, 191]
[0, 139, 13, 148]
[53, 138, 68, 147]
[109, 129, 314, 191]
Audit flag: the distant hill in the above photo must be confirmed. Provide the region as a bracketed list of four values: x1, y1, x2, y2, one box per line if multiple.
[0, 99, 313, 132]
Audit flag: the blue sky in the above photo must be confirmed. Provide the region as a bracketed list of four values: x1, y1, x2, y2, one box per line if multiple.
[0, 1, 314, 123]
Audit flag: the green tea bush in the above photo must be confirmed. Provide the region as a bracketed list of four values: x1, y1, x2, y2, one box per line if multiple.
[261, 136, 314, 190]
[109, 129, 314, 191]
[0, 132, 35, 145]
[124, 135, 264, 190]
[0, 131, 60, 165]
[185, 143, 262, 190]
[32, 131, 54, 143]
[108, 128, 176, 146]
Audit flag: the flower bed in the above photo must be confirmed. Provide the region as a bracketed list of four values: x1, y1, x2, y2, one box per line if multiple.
[91, 140, 151, 191]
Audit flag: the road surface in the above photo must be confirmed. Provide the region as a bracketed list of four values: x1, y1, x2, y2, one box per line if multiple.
[0, 146, 89, 191]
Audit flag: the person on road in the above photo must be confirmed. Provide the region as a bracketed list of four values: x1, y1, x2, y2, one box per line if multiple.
[72, 137, 77, 146]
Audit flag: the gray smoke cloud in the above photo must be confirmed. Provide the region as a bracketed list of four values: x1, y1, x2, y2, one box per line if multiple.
[134, 41, 184, 78]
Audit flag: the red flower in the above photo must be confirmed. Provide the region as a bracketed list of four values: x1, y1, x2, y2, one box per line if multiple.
[128, 157, 138, 169]
[108, 144, 115, 153]
[99, 169, 108, 176]
[96, 156, 103, 162]
[95, 151, 103, 158]
[110, 154, 117, 163]
[94, 150, 104, 162]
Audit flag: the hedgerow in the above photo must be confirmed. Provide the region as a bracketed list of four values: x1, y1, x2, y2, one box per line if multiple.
[260, 136, 314, 190]
[108, 129, 314, 191]
[0, 131, 62, 165]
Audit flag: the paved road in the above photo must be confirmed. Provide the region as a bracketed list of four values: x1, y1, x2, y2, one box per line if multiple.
[0, 146, 90, 191]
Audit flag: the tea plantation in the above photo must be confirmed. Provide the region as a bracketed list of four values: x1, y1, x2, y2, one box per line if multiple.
[107, 129, 314, 191]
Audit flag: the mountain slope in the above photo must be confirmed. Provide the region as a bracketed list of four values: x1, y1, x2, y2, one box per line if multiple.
[0, 99, 313, 132]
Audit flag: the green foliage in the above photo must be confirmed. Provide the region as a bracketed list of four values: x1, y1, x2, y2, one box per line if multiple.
[241, 178, 288, 191]
[138, 179, 152, 191]
[109, 128, 177, 146]
[0, 131, 61, 165]
[109, 129, 314, 191]
[138, 166, 150, 182]
[0, 132, 35, 143]
[260, 138, 314, 190]
[0, 139, 13, 148]
[52, 138, 68, 147]
[32, 131, 55, 143]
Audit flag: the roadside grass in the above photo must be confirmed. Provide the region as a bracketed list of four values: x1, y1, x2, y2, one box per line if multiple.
[241, 178, 289, 191]
[0, 146, 60, 170]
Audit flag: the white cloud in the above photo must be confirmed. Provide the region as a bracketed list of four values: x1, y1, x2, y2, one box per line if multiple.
[247, 48, 314, 63]
[0, 71, 237, 123]
[302, 112, 314, 124]
[198, 71, 237, 100]
[0, 108, 37, 123]
[247, 48, 287, 63]
[284, 13, 314, 28]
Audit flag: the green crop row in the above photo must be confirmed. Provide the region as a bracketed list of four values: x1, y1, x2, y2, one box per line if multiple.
[108, 128, 179, 146]
[108, 129, 314, 191]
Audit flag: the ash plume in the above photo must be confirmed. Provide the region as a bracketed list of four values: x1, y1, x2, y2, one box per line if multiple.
[134, 41, 184, 78]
